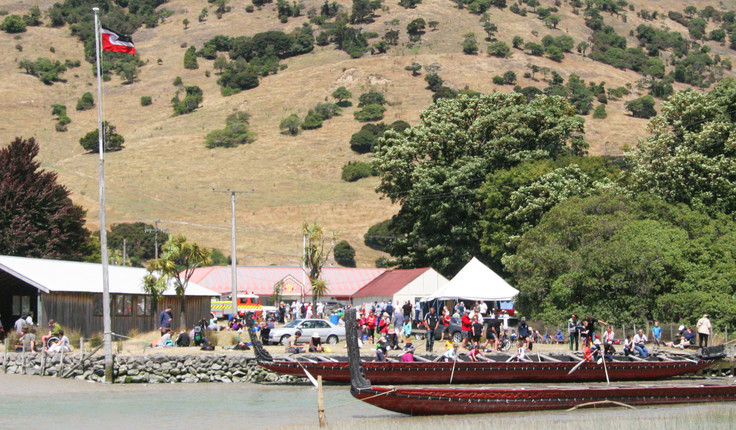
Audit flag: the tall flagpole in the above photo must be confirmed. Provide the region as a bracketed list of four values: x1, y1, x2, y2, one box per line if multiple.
[93, 7, 114, 384]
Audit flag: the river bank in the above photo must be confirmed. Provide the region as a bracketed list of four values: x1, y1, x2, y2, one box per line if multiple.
[1, 351, 299, 383]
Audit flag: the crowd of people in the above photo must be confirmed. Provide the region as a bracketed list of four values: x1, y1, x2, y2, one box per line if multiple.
[345, 302, 717, 362]
[9, 314, 71, 354]
[7, 299, 712, 358]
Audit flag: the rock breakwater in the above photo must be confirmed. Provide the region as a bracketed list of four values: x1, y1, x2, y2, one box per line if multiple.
[1, 352, 301, 384]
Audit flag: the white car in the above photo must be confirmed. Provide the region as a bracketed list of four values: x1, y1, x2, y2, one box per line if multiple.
[267, 319, 346, 345]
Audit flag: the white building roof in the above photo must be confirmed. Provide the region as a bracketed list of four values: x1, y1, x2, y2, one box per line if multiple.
[0, 255, 217, 296]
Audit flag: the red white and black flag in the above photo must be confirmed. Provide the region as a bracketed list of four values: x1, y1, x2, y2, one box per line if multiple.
[101, 28, 135, 54]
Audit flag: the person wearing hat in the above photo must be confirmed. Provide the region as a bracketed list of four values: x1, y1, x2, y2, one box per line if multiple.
[567, 313, 580, 351]
[697, 314, 712, 347]
[308, 332, 324, 352]
[375, 336, 388, 362]
[666, 326, 687, 348]
[387, 328, 399, 350]
[401, 338, 415, 362]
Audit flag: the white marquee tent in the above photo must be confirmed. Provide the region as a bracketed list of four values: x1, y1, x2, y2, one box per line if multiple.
[421, 257, 519, 302]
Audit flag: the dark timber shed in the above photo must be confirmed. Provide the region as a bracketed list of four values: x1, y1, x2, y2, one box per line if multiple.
[0, 255, 218, 337]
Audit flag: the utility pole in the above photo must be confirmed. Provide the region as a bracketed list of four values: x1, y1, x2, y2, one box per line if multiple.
[122, 238, 127, 266]
[213, 189, 253, 319]
[145, 220, 168, 260]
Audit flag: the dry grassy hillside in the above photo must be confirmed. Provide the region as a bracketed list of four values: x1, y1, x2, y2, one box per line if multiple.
[0, 0, 734, 267]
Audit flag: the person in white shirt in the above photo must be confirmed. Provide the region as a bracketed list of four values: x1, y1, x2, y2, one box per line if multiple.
[47, 330, 71, 353]
[696, 314, 712, 347]
[479, 301, 488, 316]
[316, 303, 324, 319]
[633, 329, 648, 357]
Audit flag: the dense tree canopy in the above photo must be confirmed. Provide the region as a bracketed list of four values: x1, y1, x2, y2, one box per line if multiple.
[0, 137, 91, 260]
[373, 93, 587, 276]
[627, 79, 736, 217]
[504, 192, 736, 328]
[479, 156, 622, 272]
[106, 222, 158, 267]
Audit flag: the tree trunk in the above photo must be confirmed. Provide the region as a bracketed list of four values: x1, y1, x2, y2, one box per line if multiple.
[179, 295, 187, 330]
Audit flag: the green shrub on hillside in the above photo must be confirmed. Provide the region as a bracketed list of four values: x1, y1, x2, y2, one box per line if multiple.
[341, 161, 375, 182]
[302, 110, 324, 129]
[350, 121, 408, 153]
[592, 104, 607, 119]
[364, 219, 398, 251]
[206, 111, 254, 148]
[524, 42, 544, 56]
[79, 121, 124, 153]
[358, 91, 387, 107]
[18, 58, 76, 85]
[205, 29, 313, 93]
[487, 41, 510, 57]
[184, 46, 199, 69]
[76, 92, 95, 111]
[625, 95, 656, 119]
[23, 6, 42, 26]
[140, 96, 152, 106]
[399, 0, 421, 8]
[407, 18, 426, 42]
[333, 240, 356, 267]
[2, 14, 26, 33]
[51, 104, 71, 132]
[354, 104, 386, 121]
[280, 114, 302, 135]
[332, 86, 352, 106]
[462, 33, 478, 55]
[172, 86, 203, 116]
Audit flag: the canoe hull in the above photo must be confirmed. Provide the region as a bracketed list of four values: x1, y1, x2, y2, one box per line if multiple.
[258, 358, 716, 384]
[353, 384, 736, 415]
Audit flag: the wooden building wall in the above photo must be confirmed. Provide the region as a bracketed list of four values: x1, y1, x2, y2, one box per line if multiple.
[39, 292, 213, 337]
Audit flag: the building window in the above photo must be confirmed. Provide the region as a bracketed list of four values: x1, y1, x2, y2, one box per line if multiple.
[93, 295, 103, 316]
[137, 296, 152, 316]
[114, 295, 132, 316]
[12, 296, 30, 316]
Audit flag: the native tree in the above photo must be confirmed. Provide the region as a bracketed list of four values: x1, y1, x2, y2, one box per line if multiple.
[143, 235, 211, 329]
[302, 222, 335, 309]
[626, 80, 736, 216]
[505, 192, 736, 327]
[372, 93, 587, 276]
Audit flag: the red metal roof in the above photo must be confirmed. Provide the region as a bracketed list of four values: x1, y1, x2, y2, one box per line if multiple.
[186, 266, 386, 299]
[351, 268, 430, 297]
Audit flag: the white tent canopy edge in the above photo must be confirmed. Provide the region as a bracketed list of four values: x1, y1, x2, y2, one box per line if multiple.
[420, 257, 519, 302]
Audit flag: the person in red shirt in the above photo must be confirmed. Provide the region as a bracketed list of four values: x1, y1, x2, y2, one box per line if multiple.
[377, 314, 389, 336]
[460, 309, 472, 349]
[439, 306, 451, 341]
[366, 311, 377, 344]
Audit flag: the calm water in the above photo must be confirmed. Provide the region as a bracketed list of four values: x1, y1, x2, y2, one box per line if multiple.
[1, 374, 736, 430]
